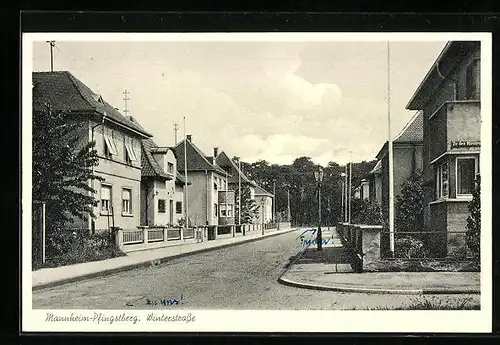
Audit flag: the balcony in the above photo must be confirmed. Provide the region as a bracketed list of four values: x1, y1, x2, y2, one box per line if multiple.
[429, 100, 480, 163]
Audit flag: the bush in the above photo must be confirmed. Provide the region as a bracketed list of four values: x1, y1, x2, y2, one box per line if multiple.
[466, 174, 480, 259]
[394, 236, 428, 259]
[350, 198, 383, 225]
[395, 170, 424, 233]
[43, 228, 125, 268]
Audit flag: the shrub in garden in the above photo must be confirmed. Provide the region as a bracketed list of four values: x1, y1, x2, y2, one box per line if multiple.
[350, 198, 383, 225]
[466, 174, 480, 259]
[394, 236, 428, 259]
[395, 170, 424, 233]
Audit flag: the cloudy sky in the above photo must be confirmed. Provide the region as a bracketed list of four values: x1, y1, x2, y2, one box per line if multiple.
[32, 38, 446, 165]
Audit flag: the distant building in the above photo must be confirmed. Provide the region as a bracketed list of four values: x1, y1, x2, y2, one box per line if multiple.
[254, 185, 274, 223]
[406, 41, 480, 255]
[173, 136, 235, 227]
[32, 71, 152, 231]
[368, 160, 383, 206]
[140, 138, 188, 227]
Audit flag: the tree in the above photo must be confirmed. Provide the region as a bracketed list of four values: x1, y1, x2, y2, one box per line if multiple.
[466, 174, 480, 258]
[395, 170, 424, 233]
[234, 185, 259, 224]
[32, 103, 103, 232]
[350, 198, 383, 225]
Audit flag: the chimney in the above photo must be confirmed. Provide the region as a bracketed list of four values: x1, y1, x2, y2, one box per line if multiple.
[186, 134, 192, 142]
[213, 147, 219, 157]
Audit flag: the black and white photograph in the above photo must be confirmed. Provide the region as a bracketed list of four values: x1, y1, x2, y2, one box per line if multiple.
[22, 32, 492, 333]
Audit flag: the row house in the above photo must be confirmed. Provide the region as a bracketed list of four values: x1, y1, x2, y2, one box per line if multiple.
[173, 135, 235, 227]
[140, 138, 188, 227]
[32, 71, 152, 231]
[405, 41, 481, 256]
[215, 151, 275, 224]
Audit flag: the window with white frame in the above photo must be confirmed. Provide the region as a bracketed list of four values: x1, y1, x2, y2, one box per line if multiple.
[158, 199, 166, 213]
[176, 201, 182, 214]
[100, 185, 112, 213]
[456, 157, 478, 196]
[122, 188, 132, 214]
[435, 162, 449, 199]
[104, 131, 118, 158]
[124, 138, 137, 165]
[220, 204, 227, 217]
[227, 204, 234, 217]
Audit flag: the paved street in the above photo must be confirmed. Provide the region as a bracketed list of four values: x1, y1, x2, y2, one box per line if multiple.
[32, 229, 479, 310]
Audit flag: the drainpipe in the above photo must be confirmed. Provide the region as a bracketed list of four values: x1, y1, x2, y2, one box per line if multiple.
[90, 112, 106, 234]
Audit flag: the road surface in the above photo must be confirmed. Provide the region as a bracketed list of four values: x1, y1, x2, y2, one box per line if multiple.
[32, 229, 479, 310]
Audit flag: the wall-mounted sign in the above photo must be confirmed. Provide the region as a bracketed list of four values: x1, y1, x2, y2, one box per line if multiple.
[450, 140, 481, 149]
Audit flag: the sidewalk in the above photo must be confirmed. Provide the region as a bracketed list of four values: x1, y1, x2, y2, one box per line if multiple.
[33, 226, 299, 291]
[279, 229, 480, 295]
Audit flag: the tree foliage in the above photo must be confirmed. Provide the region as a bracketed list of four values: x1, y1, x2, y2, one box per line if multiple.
[466, 174, 480, 258]
[395, 170, 424, 233]
[350, 198, 383, 225]
[32, 103, 103, 231]
[234, 185, 259, 224]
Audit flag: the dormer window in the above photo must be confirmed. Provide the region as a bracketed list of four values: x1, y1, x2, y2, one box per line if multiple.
[167, 162, 174, 174]
[92, 93, 105, 104]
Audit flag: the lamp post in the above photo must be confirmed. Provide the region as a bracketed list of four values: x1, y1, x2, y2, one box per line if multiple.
[314, 166, 324, 251]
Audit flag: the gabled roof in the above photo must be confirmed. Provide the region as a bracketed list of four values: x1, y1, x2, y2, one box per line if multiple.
[393, 111, 423, 143]
[254, 185, 274, 197]
[32, 71, 152, 138]
[173, 139, 228, 175]
[141, 138, 171, 180]
[406, 41, 480, 110]
[369, 160, 382, 175]
[215, 151, 255, 186]
[375, 111, 423, 160]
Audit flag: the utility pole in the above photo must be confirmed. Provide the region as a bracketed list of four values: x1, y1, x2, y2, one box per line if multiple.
[183, 117, 189, 228]
[273, 181, 276, 224]
[348, 161, 352, 224]
[173, 123, 179, 145]
[122, 89, 130, 117]
[46, 41, 55, 72]
[287, 188, 291, 223]
[388, 41, 395, 255]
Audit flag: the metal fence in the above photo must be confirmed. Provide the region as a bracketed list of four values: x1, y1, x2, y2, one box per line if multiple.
[147, 228, 164, 242]
[167, 228, 181, 240]
[183, 227, 195, 239]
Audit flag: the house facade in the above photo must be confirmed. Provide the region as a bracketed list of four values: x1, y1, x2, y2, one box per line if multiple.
[173, 136, 235, 227]
[32, 71, 152, 231]
[374, 111, 423, 222]
[254, 185, 274, 223]
[406, 41, 481, 255]
[140, 138, 187, 227]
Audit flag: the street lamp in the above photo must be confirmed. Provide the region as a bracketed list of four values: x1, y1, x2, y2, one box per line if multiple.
[340, 172, 346, 223]
[314, 166, 324, 251]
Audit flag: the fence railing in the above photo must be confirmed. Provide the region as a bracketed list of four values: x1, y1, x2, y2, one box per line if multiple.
[123, 230, 144, 245]
[167, 228, 181, 241]
[183, 227, 195, 239]
[147, 228, 164, 242]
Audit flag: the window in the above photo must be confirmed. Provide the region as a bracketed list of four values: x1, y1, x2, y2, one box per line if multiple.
[457, 157, 478, 196]
[124, 138, 137, 165]
[214, 204, 218, 217]
[167, 162, 174, 174]
[100, 185, 112, 213]
[227, 204, 234, 217]
[214, 178, 218, 190]
[104, 132, 118, 158]
[122, 188, 132, 214]
[176, 201, 182, 214]
[220, 204, 227, 217]
[435, 162, 449, 199]
[158, 199, 166, 213]
[466, 58, 480, 100]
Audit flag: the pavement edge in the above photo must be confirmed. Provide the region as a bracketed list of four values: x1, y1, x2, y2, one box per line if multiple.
[33, 227, 300, 291]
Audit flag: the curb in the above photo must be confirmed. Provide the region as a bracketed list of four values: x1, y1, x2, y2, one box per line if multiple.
[277, 276, 480, 295]
[33, 227, 300, 291]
